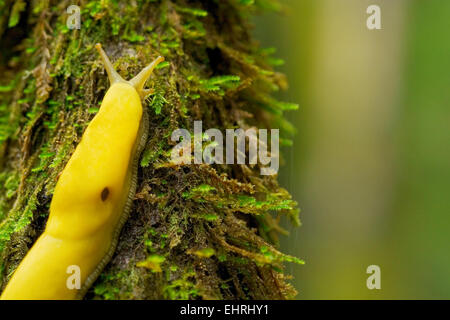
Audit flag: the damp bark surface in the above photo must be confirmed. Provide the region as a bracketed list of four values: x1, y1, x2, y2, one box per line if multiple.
[0, 0, 302, 299]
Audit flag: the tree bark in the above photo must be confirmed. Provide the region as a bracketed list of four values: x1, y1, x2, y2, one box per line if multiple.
[0, 0, 301, 299]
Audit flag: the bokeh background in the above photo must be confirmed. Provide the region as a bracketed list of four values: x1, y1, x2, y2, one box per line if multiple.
[254, 0, 450, 299]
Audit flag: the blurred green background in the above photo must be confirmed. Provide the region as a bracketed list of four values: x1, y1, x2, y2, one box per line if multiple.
[255, 0, 450, 299]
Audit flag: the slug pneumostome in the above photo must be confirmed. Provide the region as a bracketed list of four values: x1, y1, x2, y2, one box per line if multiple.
[1, 44, 164, 300]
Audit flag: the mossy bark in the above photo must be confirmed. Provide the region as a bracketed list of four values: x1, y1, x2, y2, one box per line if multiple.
[0, 0, 301, 299]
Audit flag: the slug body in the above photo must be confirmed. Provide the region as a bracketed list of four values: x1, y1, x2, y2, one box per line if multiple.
[1, 44, 164, 300]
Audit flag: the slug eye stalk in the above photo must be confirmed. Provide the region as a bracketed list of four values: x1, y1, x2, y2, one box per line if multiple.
[95, 43, 165, 98]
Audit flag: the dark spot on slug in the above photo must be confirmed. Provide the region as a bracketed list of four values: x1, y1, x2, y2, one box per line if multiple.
[101, 187, 109, 201]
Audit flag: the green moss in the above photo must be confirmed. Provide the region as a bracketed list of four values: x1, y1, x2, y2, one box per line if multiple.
[163, 270, 198, 300]
[175, 5, 208, 17]
[137, 254, 166, 273]
[147, 81, 167, 115]
[192, 248, 215, 258]
[7, 0, 26, 28]
[203, 214, 218, 221]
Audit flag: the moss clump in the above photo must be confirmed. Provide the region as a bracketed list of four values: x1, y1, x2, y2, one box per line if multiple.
[0, 0, 302, 299]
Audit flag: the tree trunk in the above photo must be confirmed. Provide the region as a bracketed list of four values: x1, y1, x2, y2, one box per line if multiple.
[0, 0, 301, 299]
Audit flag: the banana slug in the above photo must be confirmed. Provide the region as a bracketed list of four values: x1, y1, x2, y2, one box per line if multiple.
[1, 44, 164, 300]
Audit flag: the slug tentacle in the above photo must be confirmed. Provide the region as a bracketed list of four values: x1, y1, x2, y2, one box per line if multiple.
[95, 43, 126, 85]
[96, 43, 164, 98]
[129, 56, 165, 98]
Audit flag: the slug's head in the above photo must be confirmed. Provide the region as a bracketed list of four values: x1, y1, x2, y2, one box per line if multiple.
[95, 43, 164, 98]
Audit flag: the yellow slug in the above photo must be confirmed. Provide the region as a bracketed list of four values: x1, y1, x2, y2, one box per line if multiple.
[1, 44, 164, 300]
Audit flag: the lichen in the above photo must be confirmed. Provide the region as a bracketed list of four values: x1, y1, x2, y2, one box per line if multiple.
[0, 0, 302, 299]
